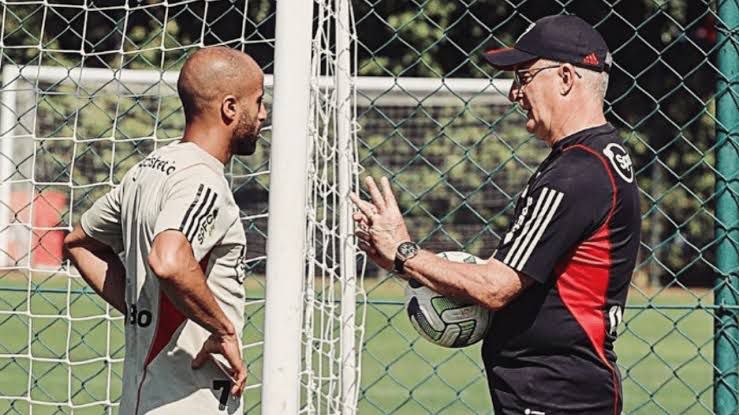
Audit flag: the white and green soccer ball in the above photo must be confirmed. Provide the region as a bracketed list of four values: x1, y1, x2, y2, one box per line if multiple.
[404, 251, 493, 348]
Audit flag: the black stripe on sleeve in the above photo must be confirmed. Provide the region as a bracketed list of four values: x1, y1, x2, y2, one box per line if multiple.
[180, 183, 204, 233]
[188, 190, 219, 242]
[183, 187, 212, 241]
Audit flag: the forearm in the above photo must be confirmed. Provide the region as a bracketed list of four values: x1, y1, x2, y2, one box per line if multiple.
[66, 245, 127, 314]
[402, 250, 488, 301]
[402, 250, 528, 310]
[148, 230, 235, 337]
[156, 259, 235, 337]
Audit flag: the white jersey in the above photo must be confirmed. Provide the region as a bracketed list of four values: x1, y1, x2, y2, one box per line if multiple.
[81, 142, 247, 414]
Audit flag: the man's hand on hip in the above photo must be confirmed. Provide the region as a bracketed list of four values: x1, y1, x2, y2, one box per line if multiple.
[192, 332, 247, 397]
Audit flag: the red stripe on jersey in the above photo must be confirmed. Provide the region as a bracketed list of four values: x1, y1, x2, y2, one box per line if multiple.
[556, 224, 620, 415]
[144, 292, 187, 366]
[556, 224, 611, 363]
[134, 293, 186, 414]
[557, 144, 620, 414]
[134, 251, 211, 414]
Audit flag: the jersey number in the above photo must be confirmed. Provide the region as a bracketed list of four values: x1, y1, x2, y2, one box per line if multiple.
[127, 304, 152, 327]
[213, 380, 233, 410]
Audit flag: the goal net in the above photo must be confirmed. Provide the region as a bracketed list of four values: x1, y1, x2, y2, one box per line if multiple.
[0, 1, 517, 413]
[0, 0, 367, 413]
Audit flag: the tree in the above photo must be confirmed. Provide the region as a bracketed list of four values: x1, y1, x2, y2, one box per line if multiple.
[0, 0, 722, 285]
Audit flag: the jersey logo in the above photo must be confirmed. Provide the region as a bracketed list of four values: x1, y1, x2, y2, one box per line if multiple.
[138, 155, 177, 175]
[234, 245, 247, 284]
[504, 194, 533, 245]
[603, 143, 634, 183]
[196, 207, 219, 244]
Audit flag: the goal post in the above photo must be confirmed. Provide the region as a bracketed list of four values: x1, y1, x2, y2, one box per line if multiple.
[0, 61, 510, 274]
[0, 52, 511, 415]
[260, 0, 313, 413]
[336, 0, 359, 412]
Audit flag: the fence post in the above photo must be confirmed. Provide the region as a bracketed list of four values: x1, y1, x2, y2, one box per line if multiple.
[713, 1, 739, 414]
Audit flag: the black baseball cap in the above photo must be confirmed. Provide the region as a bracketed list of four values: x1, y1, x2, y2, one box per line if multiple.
[484, 15, 611, 73]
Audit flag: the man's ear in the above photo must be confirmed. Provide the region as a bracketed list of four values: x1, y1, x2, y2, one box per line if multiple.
[559, 64, 576, 96]
[221, 95, 238, 124]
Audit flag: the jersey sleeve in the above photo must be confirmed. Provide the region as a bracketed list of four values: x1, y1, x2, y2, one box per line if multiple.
[154, 164, 235, 261]
[493, 148, 614, 283]
[80, 185, 124, 253]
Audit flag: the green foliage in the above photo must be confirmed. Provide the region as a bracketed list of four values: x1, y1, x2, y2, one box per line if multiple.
[353, 0, 722, 286]
[359, 103, 542, 255]
[0, 1, 731, 413]
[0, 0, 721, 282]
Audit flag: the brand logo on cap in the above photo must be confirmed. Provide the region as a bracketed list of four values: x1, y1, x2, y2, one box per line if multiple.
[583, 53, 599, 66]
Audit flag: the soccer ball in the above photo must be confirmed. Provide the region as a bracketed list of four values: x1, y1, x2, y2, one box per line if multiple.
[404, 251, 493, 348]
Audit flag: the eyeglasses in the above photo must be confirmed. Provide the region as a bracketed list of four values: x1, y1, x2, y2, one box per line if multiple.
[513, 64, 582, 86]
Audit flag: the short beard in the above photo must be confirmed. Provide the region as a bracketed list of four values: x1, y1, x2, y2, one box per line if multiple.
[233, 137, 257, 156]
[232, 115, 259, 156]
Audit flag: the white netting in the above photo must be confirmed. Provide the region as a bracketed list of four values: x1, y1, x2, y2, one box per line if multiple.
[0, 1, 515, 413]
[301, 1, 366, 414]
[0, 1, 365, 414]
[0, 1, 274, 413]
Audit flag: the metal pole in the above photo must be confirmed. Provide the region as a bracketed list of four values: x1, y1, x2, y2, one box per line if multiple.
[714, 1, 739, 414]
[260, 0, 314, 413]
[336, 0, 358, 413]
[0, 66, 19, 267]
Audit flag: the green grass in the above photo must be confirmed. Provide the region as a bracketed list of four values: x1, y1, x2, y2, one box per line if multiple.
[0, 273, 718, 414]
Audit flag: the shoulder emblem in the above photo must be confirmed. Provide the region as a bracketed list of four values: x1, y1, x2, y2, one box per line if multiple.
[603, 143, 634, 183]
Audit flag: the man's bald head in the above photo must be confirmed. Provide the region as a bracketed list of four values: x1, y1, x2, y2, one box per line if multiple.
[177, 47, 263, 122]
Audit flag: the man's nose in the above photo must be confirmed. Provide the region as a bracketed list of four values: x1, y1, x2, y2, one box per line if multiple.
[508, 83, 522, 103]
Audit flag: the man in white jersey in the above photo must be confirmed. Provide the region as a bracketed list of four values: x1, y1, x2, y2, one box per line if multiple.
[63, 47, 267, 414]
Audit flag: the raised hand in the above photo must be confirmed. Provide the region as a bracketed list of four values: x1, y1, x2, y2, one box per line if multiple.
[350, 176, 412, 271]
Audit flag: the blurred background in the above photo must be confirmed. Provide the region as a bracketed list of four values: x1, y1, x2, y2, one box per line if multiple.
[0, 1, 736, 414]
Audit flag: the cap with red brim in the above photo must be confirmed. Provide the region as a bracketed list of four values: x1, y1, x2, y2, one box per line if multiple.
[483, 47, 538, 71]
[482, 16, 611, 73]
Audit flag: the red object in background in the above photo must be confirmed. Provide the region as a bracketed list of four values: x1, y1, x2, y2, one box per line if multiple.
[695, 14, 717, 44]
[8, 190, 67, 268]
[32, 191, 66, 267]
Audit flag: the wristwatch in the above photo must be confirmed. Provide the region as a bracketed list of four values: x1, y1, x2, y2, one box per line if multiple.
[394, 241, 419, 274]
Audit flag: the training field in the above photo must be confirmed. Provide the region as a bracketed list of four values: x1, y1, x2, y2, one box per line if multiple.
[0, 275, 713, 415]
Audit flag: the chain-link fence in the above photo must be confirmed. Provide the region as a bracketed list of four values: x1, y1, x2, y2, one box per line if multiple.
[355, 2, 737, 414]
[0, 1, 737, 414]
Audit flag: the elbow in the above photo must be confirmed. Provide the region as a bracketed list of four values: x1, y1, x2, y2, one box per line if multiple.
[480, 295, 507, 311]
[475, 266, 529, 311]
[62, 232, 74, 254]
[478, 286, 515, 311]
[63, 227, 84, 257]
[148, 231, 195, 282]
[147, 248, 180, 281]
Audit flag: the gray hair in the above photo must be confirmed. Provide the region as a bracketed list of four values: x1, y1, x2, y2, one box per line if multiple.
[582, 67, 609, 102]
[540, 59, 609, 103]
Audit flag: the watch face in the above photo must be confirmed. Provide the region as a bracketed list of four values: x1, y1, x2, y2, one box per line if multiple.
[398, 242, 418, 257]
